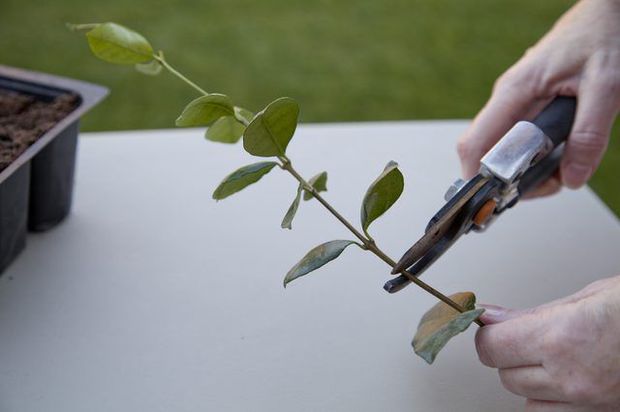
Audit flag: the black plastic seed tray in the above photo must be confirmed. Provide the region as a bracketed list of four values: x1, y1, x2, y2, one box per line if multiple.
[0, 65, 107, 274]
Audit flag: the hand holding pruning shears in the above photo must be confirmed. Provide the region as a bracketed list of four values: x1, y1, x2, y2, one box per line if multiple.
[458, 1, 620, 410]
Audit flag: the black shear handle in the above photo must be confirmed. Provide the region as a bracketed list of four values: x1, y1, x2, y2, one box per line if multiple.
[518, 96, 576, 195]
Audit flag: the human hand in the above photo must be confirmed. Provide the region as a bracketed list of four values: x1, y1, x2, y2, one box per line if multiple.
[475, 275, 620, 411]
[457, 0, 620, 197]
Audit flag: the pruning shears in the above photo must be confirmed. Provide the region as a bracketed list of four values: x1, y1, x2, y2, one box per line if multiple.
[386, 96, 576, 293]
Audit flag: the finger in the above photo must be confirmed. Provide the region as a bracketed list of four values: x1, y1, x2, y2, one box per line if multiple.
[457, 75, 545, 178]
[475, 315, 545, 368]
[522, 175, 562, 199]
[478, 283, 593, 326]
[499, 366, 563, 401]
[525, 399, 589, 412]
[560, 56, 620, 189]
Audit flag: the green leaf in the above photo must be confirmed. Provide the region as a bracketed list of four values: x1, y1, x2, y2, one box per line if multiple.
[281, 185, 303, 230]
[135, 59, 162, 75]
[303, 171, 328, 201]
[85, 22, 154, 64]
[176, 94, 235, 127]
[243, 97, 299, 157]
[206, 116, 245, 144]
[361, 161, 404, 233]
[412, 292, 484, 364]
[212, 162, 278, 200]
[283, 240, 358, 287]
[234, 106, 254, 125]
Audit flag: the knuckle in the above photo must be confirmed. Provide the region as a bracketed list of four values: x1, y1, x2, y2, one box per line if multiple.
[493, 65, 541, 96]
[493, 71, 518, 94]
[569, 130, 609, 158]
[586, 53, 620, 105]
[540, 330, 567, 359]
[608, 75, 620, 97]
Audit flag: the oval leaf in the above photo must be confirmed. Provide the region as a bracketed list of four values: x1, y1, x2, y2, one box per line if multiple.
[361, 161, 404, 233]
[213, 162, 278, 200]
[283, 240, 358, 287]
[412, 292, 484, 364]
[206, 116, 245, 144]
[135, 59, 162, 75]
[303, 171, 328, 201]
[176, 94, 235, 127]
[86, 22, 154, 64]
[281, 185, 303, 230]
[243, 97, 299, 157]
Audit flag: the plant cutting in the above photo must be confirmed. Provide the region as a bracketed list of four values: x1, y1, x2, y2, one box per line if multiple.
[69, 22, 485, 364]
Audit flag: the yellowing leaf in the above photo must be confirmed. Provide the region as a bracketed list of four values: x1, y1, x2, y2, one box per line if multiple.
[284, 240, 358, 287]
[212, 162, 278, 200]
[361, 161, 404, 233]
[412, 292, 484, 364]
[243, 97, 299, 157]
[86, 22, 154, 64]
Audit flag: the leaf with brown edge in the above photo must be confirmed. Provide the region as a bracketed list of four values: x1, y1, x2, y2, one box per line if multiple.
[412, 292, 484, 364]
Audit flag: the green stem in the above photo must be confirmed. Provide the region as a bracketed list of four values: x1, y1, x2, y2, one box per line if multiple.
[279, 159, 481, 324]
[154, 54, 250, 127]
[147, 58, 481, 326]
[279, 157, 367, 244]
[153, 54, 209, 96]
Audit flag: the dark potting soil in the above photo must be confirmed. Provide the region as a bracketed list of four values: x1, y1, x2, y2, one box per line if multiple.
[0, 90, 79, 171]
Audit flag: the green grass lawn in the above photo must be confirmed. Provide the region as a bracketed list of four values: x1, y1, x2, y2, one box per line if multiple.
[1, 0, 616, 214]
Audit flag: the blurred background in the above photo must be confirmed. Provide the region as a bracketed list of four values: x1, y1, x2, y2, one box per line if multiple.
[0, 0, 617, 214]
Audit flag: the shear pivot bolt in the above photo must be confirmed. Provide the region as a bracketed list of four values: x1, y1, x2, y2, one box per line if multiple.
[473, 199, 497, 227]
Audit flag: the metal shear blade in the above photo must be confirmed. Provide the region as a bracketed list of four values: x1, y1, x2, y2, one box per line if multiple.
[386, 175, 500, 293]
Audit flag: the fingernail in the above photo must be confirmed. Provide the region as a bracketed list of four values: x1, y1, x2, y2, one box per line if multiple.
[478, 304, 509, 324]
[563, 163, 591, 189]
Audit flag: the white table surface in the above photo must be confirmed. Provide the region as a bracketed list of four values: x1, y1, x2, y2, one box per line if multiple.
[0, 121, 618, 412]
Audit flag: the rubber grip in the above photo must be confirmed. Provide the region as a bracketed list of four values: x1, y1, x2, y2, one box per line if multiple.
[532, 96, 576, 147]
[518, 96, 576, 196]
